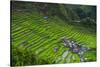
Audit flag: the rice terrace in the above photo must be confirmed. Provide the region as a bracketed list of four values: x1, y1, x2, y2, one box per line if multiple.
[11, 1, 96, 66]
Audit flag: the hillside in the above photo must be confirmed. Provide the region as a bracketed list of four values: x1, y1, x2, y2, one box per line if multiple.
[11, 1, 96, 66]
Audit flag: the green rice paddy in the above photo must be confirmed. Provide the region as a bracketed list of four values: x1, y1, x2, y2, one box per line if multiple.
[11, 11, 96, 66]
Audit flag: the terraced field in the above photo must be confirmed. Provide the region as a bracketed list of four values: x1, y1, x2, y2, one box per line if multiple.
[11, 11, 96, 65]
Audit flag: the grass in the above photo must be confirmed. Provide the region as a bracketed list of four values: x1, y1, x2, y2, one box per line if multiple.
[11, 11, 96, 66]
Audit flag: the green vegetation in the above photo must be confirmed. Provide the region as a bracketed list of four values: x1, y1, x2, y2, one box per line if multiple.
[11, 1, 96, 66]
[12, 45, 56, 66]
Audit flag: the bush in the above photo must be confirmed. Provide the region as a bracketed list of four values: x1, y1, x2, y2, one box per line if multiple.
[11, 46, 56, 66]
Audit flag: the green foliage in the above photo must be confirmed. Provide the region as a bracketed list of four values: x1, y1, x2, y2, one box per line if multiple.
[11, 1, 96, 29]
[12, 46, 56, 66]
[11, 1, 96, 66]
[83, 50, 96, 62]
